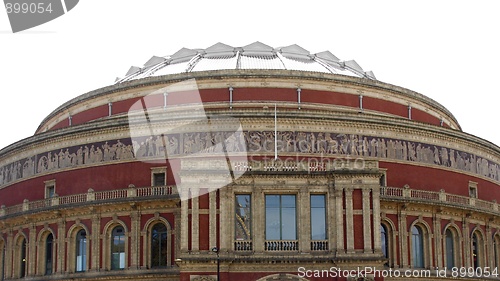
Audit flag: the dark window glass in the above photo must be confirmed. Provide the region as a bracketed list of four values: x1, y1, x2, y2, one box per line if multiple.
[153, 173, 165, 186]
[111, 226, 125, 270]
[45, 234, 53, 275]
[445, 229, 455, 269]
[411, 226, 424, 268]
[76, 230, 87, 272]
[472, 233, 480, 269]
[381, 224, 388, 259]
[235, 195, 252, 240]
[151, 223, 168, 267]
[20, 238, 26, 278]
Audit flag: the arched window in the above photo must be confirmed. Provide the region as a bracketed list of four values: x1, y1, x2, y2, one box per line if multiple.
[111, 226, 125, 270]
[45, 234, 54, 275]
[76, 230, 87, 272]
[0, 239, 5, 280]
[411, 225, 424, 268]
[472, 232, 482, 269]
[20, 238, 27, 278]
[151, 223, 168, 267]
[445, 229, 455, 269]
[494, 235, 500, 269]
[381, 224, 389, 260]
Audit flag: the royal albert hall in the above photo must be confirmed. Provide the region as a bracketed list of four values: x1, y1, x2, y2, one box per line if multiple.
[1, 42, 500, 281]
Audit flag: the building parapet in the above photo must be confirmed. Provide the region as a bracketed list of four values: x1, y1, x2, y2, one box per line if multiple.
[0, 185, 178, 218]
[381, 186, 498, 214]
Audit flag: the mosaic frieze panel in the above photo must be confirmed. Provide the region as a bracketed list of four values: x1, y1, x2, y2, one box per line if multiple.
[1, 131, 499, 187]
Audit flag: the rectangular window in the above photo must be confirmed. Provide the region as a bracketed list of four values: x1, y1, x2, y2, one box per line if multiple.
[265, 194, 296, 240]
[153, 173, 166, 186]
[310, 194, 326, 240]
[469, 181, 478, 198]
[235, 195, 252, 240]
[46, 186, 55, 198]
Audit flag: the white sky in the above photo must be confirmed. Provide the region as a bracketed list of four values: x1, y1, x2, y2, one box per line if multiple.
[0, 1, 499, 151]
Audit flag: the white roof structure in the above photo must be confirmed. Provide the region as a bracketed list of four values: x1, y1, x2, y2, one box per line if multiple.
[116, 42, 376, 83]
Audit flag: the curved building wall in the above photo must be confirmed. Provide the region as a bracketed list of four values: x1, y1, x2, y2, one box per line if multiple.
[0, 70, 499, 281]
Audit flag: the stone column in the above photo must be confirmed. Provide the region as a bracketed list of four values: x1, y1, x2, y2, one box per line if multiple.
[372, 185, 382, 254]
[180, 188, 189, 253]
[28, 224, 36, 276]
[399, 208, 407, 267]
[57, 219, 66, 273]
[129, 211, 140, 269]
[362, 188, 372, 253]
[328, 182, 336, 252]
[434, 214, 442, 268]
[345, 187, 354, 253]
[219, 186, 232, 252]
[191, 188, 200, 252]
[91, 213, 100, 271]
[463, 217, 470, 268]
[5, 230, 13, 279]
[486, 223, 493, 268]
[254, 186, 265, 253]
[209, 188, 217, 250]
[335, 186, 344, 254]
[300, 187, 310, 252]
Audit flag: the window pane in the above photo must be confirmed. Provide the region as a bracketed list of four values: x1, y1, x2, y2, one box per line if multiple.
[153, 173, 165, 186]
[411, 226, 424, 268]
[45, 234, 53, 275]
[265, 195, 297, 240]
[76, 230, 87, 272]
[151, 223, 168, 267]
[111, 227, 125, 270]
[235, 195, 252, 240]
[446, 229, 454, 269]
[381, 225, 388, 258]
[311, 195, 326, 240]
[310, 195, 325, 208]
[265, 206, 280, 240]
[281, 207, 296, 240]
[281, 195, 296, 208]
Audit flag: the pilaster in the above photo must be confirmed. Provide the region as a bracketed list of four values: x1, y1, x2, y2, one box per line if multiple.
[362, 188, 372, 253]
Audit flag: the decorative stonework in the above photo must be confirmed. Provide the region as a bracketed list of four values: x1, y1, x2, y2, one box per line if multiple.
[1, 130, 500, 188]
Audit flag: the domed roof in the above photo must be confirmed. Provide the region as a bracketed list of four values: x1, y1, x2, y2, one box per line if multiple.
[115, 42, 376, 83]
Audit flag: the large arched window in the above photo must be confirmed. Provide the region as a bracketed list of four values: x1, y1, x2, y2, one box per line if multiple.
[0, 239, 5, 280]
[494, 235, 500, 269]
[151, 223, 168, 267]
[45, 233, 54, 275]
[381, 224, 389, 261]
[472, 231, 483, 269]
[76, 230, 87, 272]
[411, 225, 424, 268]
[111, 226, 125, 270]
[445, 229, 455, 269]
[20, 238, 27, 278]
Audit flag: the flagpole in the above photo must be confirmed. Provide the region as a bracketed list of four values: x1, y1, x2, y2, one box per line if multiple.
[274, 103, 278, 160]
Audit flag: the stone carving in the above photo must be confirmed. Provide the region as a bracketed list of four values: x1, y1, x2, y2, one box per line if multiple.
[1, 130, 500, 187]
[191, 276, 216, 281]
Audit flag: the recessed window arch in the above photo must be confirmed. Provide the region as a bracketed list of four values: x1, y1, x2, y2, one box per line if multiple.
[411, 225, 425, 268]
[45, 233, 54, 275]
[0, 238, 5, 279]
[471, 230, 484, 269]
[76, 229, 87, 272]
[493, 234, 500, 269]
[67, 224, 90, 273]
[103, 220, 128, 271]
[14, 234, 28, 278]
[143, 217, 173, 268]
[111, 226, 126, 270]
[444, 228, 456, 269]
[151, 223, 168, 267]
